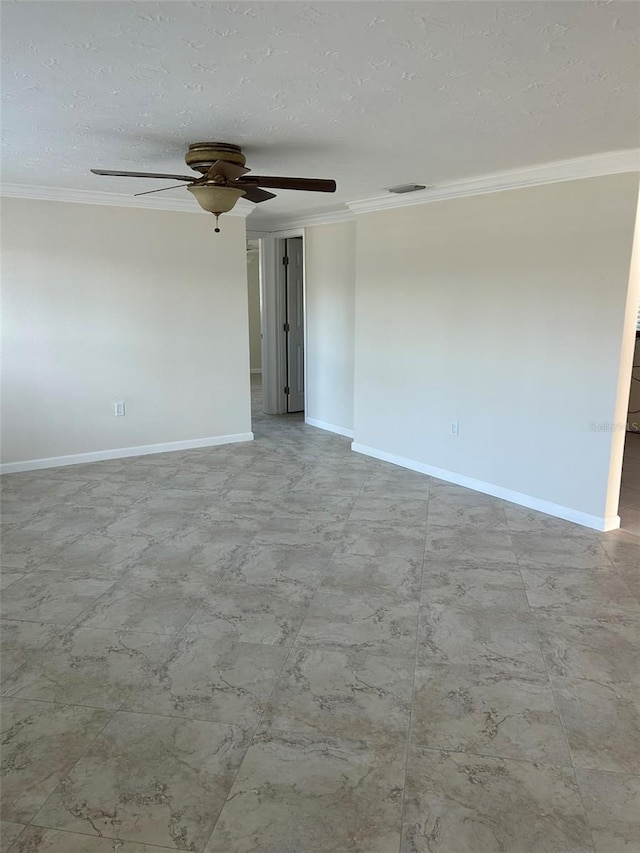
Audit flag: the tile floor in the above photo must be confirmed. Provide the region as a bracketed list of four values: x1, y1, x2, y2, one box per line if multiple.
[0, 376, 638, 852]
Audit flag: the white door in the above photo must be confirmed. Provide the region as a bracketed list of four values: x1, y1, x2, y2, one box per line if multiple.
[285, 237, 304, 413]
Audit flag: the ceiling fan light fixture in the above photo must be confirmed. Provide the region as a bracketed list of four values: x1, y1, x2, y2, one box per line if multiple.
[187, 184, 246, 215]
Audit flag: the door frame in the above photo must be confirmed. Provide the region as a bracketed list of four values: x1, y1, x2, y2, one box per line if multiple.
[250, 228, 306, 416]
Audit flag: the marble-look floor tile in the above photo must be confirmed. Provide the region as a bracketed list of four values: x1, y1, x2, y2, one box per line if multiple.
[251, 513, 347, 549]
[71, 477, 153, 510]
[0, 699, 111, 824]
[204, 729, 405, 853]
[39, 528, 161, 576]
[15, 505, 114, 539]
[184, 582, 312, 646]
[421, 565, 528, 610]
[0, 820, 24, 852]
[272, 491, 356, 521]
[348, 495, 429, 526]
[0, 573, 26, 593]
[360, 469, 431, 499]
[336, 520, 426, 562]
[576, 769, 640, 853]
[401, 747, 594, 853]
[31, 712, 248, 851]
[619, 506, 640, 535]
[0, 476, 86, 504]
[423, 526, 516, 567]
[551, 676, 640, 774]
[5, 826, 176, 852]
[521, 568, 640, 616]
[427, 481, 498, 507]
[1, 497, 46, 528]
[132, 487, 227, 515]
[322, 553, 422, 598]
[534, 611, 640, 684]
[0, 575, 116, 625]
[124, 635, 288, 728]
[617, 483, 640, 510]
[417, 605, 547, 674]
[43, 459, 134, 482]
[73, 576, 213, 635]
[298, 590, 419, 657]
[411, 664, 570, 764]
[262, 645, 413, 742]
[1, 627, 175, 710]
[598, 530, 640, 600]
[598, 529, 640, 573]
[0, 621, 61, 681]
[292, 468, 369, 497]
[130, 525, 246, 578]
[510, 531, 612, 570]
[427, 501, 508, 530]
[221, 543, 331, 596]
[98, 508, 226, 541]
[0, 527, 84, 571]
[504, 505, 600, 537]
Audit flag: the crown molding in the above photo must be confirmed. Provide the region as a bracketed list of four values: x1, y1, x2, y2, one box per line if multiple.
[3, 149, 638, 225]
[346, 148, 640, 215]
[0, 183, 255, 217]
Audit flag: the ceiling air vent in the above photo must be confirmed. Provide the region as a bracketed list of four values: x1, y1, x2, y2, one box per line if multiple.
[387, 183, 428, 194]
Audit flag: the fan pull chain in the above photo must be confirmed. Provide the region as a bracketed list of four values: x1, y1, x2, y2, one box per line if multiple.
[214, 213, 221, 233]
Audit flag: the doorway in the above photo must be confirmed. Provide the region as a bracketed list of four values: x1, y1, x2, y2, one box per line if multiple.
[246, 239, 264, 425]
[284, 237, 304, 413]
[257, 233, 306, 418]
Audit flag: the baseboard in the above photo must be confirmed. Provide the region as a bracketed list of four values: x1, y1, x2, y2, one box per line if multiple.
[250, 368, 263, 375]
[306, 417, 354, 439]
[351, 441, 619, 532]
[0, 433, 255, 475]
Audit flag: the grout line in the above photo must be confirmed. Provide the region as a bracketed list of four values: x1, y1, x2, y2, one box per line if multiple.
[198, 427, 354, 851]
[22, 704, 119, 835]
[23, 821, 192, 851]
[397, 474, 431, 853]
[503, 512, 599, 853]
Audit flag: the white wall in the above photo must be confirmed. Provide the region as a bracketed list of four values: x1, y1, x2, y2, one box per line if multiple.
[304, 221, 356, 434]
[353, 174, 639, 527]
[1, 197, 252, 467]
[247, 248, 262, 371]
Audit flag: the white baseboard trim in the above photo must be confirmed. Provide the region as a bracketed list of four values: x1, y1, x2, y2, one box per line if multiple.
[0, 433, 255, 475]
[351, 442, 619, 532]
[306, 417, 354, 439]
[250, 368, 263, 375]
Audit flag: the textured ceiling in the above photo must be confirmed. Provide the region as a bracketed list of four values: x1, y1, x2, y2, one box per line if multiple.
[2, 1, 639, 225]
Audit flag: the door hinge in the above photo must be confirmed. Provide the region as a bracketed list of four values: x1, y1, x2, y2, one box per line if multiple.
[282, 255, 289, 266]
[284, 386, 290, 395]
[283, 322, 290, 332]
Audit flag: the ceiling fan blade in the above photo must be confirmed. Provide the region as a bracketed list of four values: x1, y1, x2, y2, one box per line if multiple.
[134, 184, 190, 197]
[246, 176, 336, 193]
[206, 161, 250, 181]
[91, 169, 195, 181]
[240, 186, 277, 204]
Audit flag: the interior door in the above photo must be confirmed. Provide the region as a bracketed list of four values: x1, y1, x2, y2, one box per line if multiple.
[285, 237, 304, 413]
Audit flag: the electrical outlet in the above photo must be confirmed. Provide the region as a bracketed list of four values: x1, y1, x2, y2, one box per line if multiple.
[450, 421, 459, 437]
[114, 401, 126, 417]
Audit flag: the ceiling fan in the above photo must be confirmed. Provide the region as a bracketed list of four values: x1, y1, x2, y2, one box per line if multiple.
[91, 142, 337, 232]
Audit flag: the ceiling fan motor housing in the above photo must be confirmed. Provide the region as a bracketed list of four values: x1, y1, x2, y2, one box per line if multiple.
[185, 142, 246, 174]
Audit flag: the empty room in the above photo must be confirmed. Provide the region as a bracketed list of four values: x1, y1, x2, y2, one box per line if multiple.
[1, 2, 639, 852]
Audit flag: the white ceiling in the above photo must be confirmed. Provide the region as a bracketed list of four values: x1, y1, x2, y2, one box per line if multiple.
[2, 1, 638, 225]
